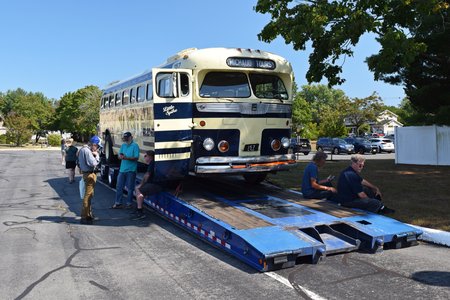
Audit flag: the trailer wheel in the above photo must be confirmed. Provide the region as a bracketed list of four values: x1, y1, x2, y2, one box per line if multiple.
[243, 173, 267, 184]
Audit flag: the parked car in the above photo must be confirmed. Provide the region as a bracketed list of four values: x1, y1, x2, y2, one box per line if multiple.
[369, 138, 395, 153]
[385, 134, 395, 142]
[290, 138, 311, 155]
[316, 137, 355, 154]
[344, 137, 377, 154]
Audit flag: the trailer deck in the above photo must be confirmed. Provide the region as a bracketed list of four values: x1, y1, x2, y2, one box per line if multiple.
[137, 176, 422, 272]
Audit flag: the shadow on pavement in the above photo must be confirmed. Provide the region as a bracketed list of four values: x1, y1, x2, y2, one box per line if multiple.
[411, 271, 450, 287]
[44, 176, 257, 273]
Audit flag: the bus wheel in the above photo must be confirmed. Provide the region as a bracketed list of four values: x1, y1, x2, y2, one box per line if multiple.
[108, 168, 118, 188]
[104, 134, 117, 164]
[243, 173, 267, 184]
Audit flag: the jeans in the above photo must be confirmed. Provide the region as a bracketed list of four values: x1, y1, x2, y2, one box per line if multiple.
[340, 186, 383, 213]
[115, 171, 136, 206]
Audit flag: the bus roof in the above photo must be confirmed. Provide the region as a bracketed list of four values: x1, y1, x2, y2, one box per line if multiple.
[103, 47, 293, 95]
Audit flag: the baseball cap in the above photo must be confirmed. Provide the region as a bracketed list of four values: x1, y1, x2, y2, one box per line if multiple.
[90, 135, 101, 145]
[122, 132, 132, 139]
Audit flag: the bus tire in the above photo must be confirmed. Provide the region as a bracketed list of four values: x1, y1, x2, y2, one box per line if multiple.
[243, 173, 267, 184]
[108, 168, 118, 188]
[104, 134, 118, 164]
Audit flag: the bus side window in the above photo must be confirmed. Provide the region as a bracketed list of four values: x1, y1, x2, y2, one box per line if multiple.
[116, 92, 122, 106]
[146, 83, 153, 101]
[123, 90, 130, 105]
[110, 93, 116, 108]
[137, 85, 145, 102]
[109, 95, 114, 108]
[130, 88, 136, 104]
[180, 73, 189, 96]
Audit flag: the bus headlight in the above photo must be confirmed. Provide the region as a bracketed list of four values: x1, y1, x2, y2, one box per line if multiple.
[271, 139, 281, 151]
[203, 138, 215, 151]
[218, 140, 229, 153]
[281, 137, 290, 148]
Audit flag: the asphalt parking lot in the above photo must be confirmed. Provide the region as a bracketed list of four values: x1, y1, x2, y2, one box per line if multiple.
[1, 149, 449, 300]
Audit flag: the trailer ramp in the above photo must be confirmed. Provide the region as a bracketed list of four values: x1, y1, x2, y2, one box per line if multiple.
[141, 176, 422, 272]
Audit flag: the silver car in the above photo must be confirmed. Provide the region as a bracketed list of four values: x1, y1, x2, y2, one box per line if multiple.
[369, 138, 395, 153]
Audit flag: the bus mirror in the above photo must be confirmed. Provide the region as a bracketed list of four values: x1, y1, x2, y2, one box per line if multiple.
[172, 73, 178, 98]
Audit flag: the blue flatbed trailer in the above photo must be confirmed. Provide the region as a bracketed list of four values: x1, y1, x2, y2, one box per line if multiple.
[103, 167, 422, 272]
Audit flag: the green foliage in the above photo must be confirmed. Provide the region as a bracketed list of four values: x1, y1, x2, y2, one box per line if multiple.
[345, 93, 383, 135]
[255, 0, 450, 124]
[0, 88, 55, 142]
[55, 85, 101, 141]
[4, 113, 33, 146]
[47, 134, 62, 147]
[0, 134, 6, 144]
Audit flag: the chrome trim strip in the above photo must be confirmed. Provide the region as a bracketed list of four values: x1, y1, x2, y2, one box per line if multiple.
[196, 103, 291, 115]
[196, 154, 295, 164]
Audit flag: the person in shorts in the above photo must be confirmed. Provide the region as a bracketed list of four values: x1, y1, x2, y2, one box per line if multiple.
[132, 150, 161, 219]
[64, 138, 78, 183]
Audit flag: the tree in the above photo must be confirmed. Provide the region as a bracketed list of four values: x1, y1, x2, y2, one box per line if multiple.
[293, 84, 350, 138]
[255, 0, 450, 123]
[55, 85, 101, 141]
[4, 113, 33, 146]
[297, 84, 349, 124]
[0, 88, 55, 142]
[345, 93, 383, 135]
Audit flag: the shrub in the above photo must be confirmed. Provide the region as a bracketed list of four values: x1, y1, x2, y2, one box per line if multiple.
[48, 134, 62, 147]
[0, 134, 6, 144]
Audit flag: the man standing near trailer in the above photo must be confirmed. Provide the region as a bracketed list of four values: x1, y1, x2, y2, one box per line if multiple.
[111, 132, 140, 209]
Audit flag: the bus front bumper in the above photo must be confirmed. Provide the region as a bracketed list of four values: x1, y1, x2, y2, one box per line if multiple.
[194, 154, 297, 174]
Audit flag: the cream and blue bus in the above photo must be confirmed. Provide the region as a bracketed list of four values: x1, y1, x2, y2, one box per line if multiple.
[99, 47, 296, 183]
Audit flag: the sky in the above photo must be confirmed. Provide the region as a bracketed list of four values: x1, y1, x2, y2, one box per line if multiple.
[0, 0, 405, 107]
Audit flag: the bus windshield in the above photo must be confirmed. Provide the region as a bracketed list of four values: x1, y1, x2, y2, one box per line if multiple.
[199, 72, 288, 100]
[200, 72, 250, 98]
[249, 74, 288, 100]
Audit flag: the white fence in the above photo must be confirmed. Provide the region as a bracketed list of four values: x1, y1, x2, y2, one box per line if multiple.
[395, 125, 450, 166]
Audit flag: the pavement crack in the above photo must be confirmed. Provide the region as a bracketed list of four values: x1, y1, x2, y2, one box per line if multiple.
[89, 280, 110, 291]
[14, 226, 120, 300]
[5, 226, 39, 241]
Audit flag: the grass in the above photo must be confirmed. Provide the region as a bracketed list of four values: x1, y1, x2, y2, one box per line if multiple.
[267, 159, 450, 231]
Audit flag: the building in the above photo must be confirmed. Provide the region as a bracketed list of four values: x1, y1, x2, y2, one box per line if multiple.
[373, 110, 403, 135]
[345, 109, 403, 136]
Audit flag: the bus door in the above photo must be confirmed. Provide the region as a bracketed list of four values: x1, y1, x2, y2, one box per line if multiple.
[152, 68, 193, 180]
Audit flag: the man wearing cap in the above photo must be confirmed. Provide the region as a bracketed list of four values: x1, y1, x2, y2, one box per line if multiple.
[77, 136, 101, 224]
[112, 132, 140, 209]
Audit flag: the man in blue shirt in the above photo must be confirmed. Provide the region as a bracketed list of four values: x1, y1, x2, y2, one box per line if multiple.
[301, 151, 337, 200]
[337, 154, 395, 214]
[112, 132, 140, 208]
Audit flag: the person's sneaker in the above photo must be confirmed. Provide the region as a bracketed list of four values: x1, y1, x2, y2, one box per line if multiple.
[380, 206, 396, 214]
[131, 212, 146, 220]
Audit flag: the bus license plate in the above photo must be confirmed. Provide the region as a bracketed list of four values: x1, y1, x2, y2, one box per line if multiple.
[244, 144, 259, 151]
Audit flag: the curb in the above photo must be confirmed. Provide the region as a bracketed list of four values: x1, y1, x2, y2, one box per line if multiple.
[409, 224, 450, 247]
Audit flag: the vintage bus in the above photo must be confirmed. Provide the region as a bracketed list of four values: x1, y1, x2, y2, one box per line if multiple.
[99, 47, 296, 183]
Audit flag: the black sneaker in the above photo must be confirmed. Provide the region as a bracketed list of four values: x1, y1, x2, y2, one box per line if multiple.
[131, 212, 146, 220]
[380, 206, 396, 214]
